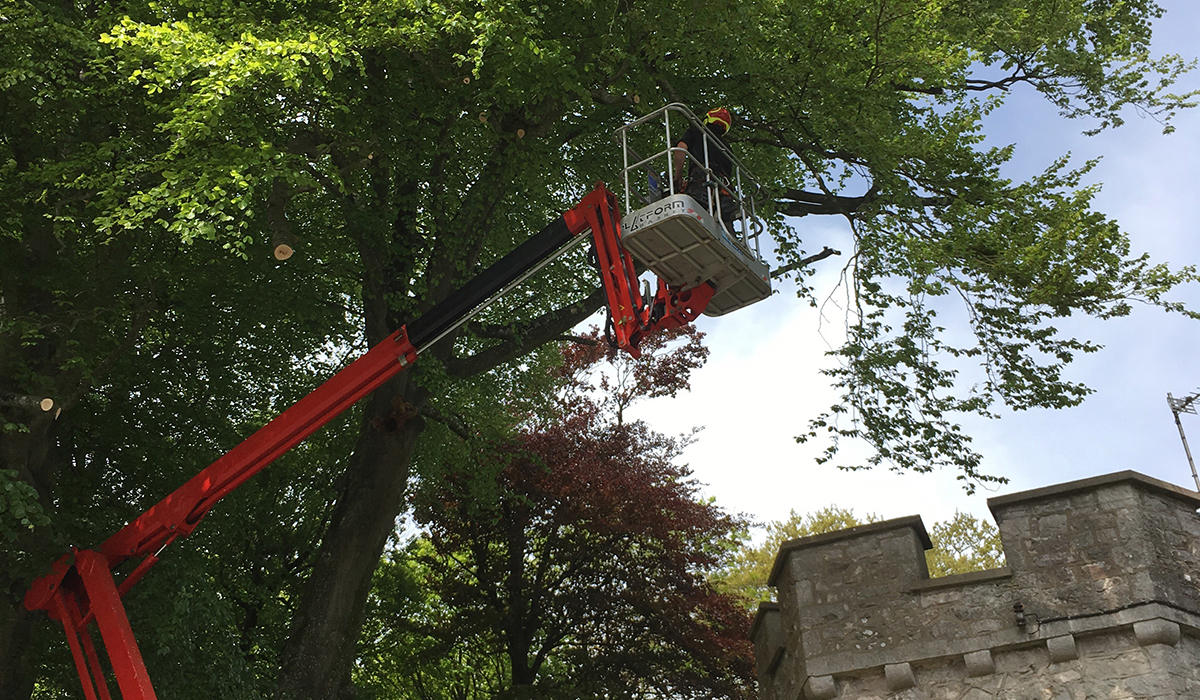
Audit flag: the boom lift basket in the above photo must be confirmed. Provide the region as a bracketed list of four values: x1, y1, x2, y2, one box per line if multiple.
[614, 103, 771, 316]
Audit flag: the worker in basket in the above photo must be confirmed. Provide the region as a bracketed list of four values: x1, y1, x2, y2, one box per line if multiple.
[672, 107, 738, 229]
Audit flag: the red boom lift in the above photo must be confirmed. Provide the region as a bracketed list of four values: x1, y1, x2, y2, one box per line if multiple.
[25, 105, 773, 700]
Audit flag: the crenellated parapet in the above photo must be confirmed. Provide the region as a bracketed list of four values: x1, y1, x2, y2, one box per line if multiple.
[751, 471, 1200, 699]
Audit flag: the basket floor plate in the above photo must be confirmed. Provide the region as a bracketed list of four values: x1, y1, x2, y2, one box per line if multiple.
[621, 195, 770, 316]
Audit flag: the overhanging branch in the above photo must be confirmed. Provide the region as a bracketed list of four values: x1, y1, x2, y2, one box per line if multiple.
[776, 188, 951, 217]
[777, 189, 877, 217]
[445, 287, 607, 378]
[419, 404, 472, 441]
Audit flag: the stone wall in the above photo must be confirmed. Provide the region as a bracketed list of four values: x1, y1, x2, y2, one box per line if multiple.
[750, 471, 1200, 699]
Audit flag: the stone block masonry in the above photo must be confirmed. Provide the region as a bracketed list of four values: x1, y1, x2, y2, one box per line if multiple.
[749, 471, 1200, 699]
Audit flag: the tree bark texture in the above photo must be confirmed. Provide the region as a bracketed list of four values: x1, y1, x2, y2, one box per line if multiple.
[0, 395, 61, 700]
[276, 373, 427, 700]
[0, 606, 35, 700]
[0, 215, 71, 700]
[276, 174, 434, 700]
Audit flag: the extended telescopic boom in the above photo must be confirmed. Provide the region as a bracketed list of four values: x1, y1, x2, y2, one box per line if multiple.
[25, 183, 715, 700]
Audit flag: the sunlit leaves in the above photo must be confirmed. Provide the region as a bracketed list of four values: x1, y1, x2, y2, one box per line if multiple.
[686, 0, 1200, 485]
[925, 510, 1005, 576]
[799, 153, 1199, 489]
[5, 0, 1199, 695]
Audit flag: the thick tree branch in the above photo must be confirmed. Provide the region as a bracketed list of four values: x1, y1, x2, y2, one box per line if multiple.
[445, 287, 607, 378]
[641, 56, 683, 105]
[776, 188, 951, 217]
[266, 179, 295, 260]
[738, 116, 866, 164]
[589, 88, 636, 106]
[417, 148, 513, 323]
[777, 189, 877, 217]
[284, 130, 333, 159]
[301, 162, 342, 197]
[467, 319, 602, 347]
[0, 393, 56, 414]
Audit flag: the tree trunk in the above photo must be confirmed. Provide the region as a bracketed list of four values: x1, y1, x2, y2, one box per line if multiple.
[0, 603, 36, 700]
[274, 359, 427, 700]
[0, 221, 67, 700]
[0, 414, 58, 700]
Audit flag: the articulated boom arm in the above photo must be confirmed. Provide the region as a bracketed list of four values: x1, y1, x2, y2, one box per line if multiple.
[566, 185, 715, 358]
[24, 183, 714, 700]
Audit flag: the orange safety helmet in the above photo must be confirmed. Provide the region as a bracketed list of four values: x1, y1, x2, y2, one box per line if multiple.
[704, 107, 732, 133]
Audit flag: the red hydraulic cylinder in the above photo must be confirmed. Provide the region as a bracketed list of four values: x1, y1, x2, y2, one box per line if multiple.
[564, 185, 649, 357]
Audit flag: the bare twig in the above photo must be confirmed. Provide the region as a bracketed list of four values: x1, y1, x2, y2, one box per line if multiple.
[556, 334, 601, 346]
[772, 247, 842, 278]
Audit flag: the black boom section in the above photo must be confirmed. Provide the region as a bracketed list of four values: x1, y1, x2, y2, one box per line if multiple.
[406, 216, 576, 350]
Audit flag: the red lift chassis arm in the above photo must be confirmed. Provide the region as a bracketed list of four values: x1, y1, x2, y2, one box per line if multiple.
[24, 183, 714, 700]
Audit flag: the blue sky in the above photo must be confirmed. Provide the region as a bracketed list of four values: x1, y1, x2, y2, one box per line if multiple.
[624, 0, 1200, 534]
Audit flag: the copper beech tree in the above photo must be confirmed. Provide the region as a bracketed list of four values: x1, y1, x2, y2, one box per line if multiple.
[394, 329, 752, 700]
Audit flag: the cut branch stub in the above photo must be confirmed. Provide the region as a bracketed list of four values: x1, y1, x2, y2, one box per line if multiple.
[273, 238, 294, 261]
[0, 393, 55, 412]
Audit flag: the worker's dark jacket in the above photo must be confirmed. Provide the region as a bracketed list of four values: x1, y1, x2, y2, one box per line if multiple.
[678, 126, 732, 179]
[677, 126, 737, 222]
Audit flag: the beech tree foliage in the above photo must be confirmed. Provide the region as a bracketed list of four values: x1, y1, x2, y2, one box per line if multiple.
[1, 0, 1196, 698]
